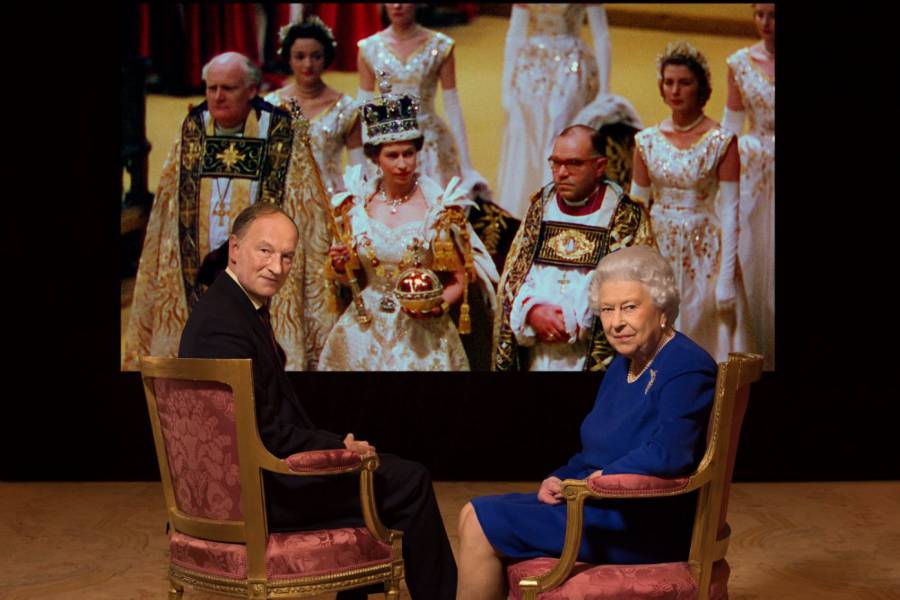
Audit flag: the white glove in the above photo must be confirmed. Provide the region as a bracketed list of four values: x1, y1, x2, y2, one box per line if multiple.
[586, 5, 611, 95]
[357, 88, 374, 104]
[721, 107, 746, 136]
[629, 181, 650, 208]
[443, 88, 490, 197]
[716, 181, 739, 311]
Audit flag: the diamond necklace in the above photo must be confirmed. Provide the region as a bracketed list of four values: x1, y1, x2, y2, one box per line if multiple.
[380, 180, 418, 214]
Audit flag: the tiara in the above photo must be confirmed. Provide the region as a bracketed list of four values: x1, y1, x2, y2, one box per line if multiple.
[278, 15, 337, 48]
[655, 41, 711, 84]
[361, 71, 422, 146]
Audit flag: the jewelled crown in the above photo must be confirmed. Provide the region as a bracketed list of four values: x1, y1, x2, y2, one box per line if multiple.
[362, 71, 422, 146]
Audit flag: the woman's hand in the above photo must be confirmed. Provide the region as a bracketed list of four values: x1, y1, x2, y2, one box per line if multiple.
[328, 244, 351, 273]
[343, 433, 376, 457]
[537, 476, 564, 505]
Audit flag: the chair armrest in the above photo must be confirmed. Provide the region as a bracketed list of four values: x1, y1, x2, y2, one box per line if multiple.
[284, 449, 363, 474]
[587, 473, 691, 497]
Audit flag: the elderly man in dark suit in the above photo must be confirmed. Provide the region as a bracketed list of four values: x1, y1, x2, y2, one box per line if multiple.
[179, 202, 457, 600]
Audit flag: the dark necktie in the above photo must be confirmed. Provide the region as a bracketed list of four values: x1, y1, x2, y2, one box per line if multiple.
[258, 303, 287, 369]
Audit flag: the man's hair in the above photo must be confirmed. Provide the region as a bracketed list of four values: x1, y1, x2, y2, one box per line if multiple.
[201, 52, 262, 88]
[231, 203, 297, 239]
[558, 124, 607, 157]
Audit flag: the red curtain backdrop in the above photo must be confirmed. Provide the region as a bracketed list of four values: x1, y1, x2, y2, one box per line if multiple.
[303, 3, 382, 72]
[137, 3, 259, 92]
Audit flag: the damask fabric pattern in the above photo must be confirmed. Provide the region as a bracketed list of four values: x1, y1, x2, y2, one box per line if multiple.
[358, 31, 462, 188]
[507, 558, 729, 600]
[496, 4, 599, 219]
[122, 102, 339, 371]
[154, 378, 243, 522]
[728, 48, 775, 369]
[169, 528, 392, 581]
[263, 92, 359, 197]
[636, 127, 752, 363]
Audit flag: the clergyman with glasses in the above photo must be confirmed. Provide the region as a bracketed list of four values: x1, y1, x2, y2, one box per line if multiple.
[492, 125, 655, 372]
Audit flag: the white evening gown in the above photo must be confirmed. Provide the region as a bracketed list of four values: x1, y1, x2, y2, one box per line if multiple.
[496, 4, 600, 219]
[264, 92, 359, 197]
[727, 47, 775, 369]
[635, 127, 752, 362]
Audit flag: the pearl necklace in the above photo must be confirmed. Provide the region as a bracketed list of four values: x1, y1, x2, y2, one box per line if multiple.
[380, 180, 418, 214]
[627, 329, 674, 384]
[671, 113, 706, 133]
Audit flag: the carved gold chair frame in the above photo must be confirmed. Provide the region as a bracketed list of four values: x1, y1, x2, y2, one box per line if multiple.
[515, 352, 764, 600]
[141, 357, 404, 599]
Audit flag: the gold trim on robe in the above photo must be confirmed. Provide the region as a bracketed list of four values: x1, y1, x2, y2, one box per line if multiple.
[123, 98, 338, 371]
[492, 180, 655, 372]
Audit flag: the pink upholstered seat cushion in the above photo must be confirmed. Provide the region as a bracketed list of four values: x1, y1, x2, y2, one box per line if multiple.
[169, 528, 393, 581]
[508, 558, 729, 600]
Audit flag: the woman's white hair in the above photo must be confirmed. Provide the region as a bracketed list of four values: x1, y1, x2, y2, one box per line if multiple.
[589, 246, 680, 323]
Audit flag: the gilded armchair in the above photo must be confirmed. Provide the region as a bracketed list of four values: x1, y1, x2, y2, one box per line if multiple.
[140, 356, 404, 599]
[509, 352, 763, 600]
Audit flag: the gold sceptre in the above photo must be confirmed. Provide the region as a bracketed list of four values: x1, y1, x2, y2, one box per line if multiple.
[287, 98, 371, 325]
[329, 200, 372, 325]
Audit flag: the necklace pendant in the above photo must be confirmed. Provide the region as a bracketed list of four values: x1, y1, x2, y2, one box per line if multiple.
[390, 207, 398, 215]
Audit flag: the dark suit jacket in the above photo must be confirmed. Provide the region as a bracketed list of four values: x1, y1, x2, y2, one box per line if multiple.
[179, 272, 344, 456]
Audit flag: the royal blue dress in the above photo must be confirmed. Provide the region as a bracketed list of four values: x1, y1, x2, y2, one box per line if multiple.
[472, 331, 717, 564]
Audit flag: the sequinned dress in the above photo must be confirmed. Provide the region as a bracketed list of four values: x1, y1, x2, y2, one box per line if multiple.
[635, 127, 751, 362]
[318, 171, 500, 371]
[473, 331, 716, 564]
[496, 4, 600, 219]
[727, 47, 775, 369]
[264, 92, 359, 196]
[357, 32, 462, 188]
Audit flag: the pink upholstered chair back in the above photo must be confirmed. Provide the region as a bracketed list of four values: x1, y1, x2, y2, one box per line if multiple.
[153, 378, 244, 522]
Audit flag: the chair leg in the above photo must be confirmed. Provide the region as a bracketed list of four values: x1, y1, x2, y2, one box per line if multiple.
[384, 577, 401, 599]
[168, 579, 184, 600]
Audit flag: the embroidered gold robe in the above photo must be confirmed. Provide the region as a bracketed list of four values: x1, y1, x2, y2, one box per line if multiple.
[492, 180, 655, 372]
[123, 97, 338, 371]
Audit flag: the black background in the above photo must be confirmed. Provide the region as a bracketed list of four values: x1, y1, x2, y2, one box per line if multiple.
[2, 5, 897, 483]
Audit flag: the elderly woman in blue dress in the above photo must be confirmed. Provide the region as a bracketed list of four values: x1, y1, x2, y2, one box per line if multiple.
[456, 245, 718, 598]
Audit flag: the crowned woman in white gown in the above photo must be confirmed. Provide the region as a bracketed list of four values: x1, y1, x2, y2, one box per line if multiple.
[722, 4, 775, 369]
[496, 4, 642, 219]
[318, 79, 497, 371]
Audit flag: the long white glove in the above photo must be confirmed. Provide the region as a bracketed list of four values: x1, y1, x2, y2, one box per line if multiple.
[442, 88, 489, 196]
[586, 5, 611, 95]
[721, 107, 746, 136]
[716, 181, 739, 311]
[501, 5, 529, 111]
[629, 181, 650, 208]
[357, 88, 374, 104]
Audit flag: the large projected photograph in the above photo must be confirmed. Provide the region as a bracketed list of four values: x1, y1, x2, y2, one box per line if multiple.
[120, 4, 774, 373]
